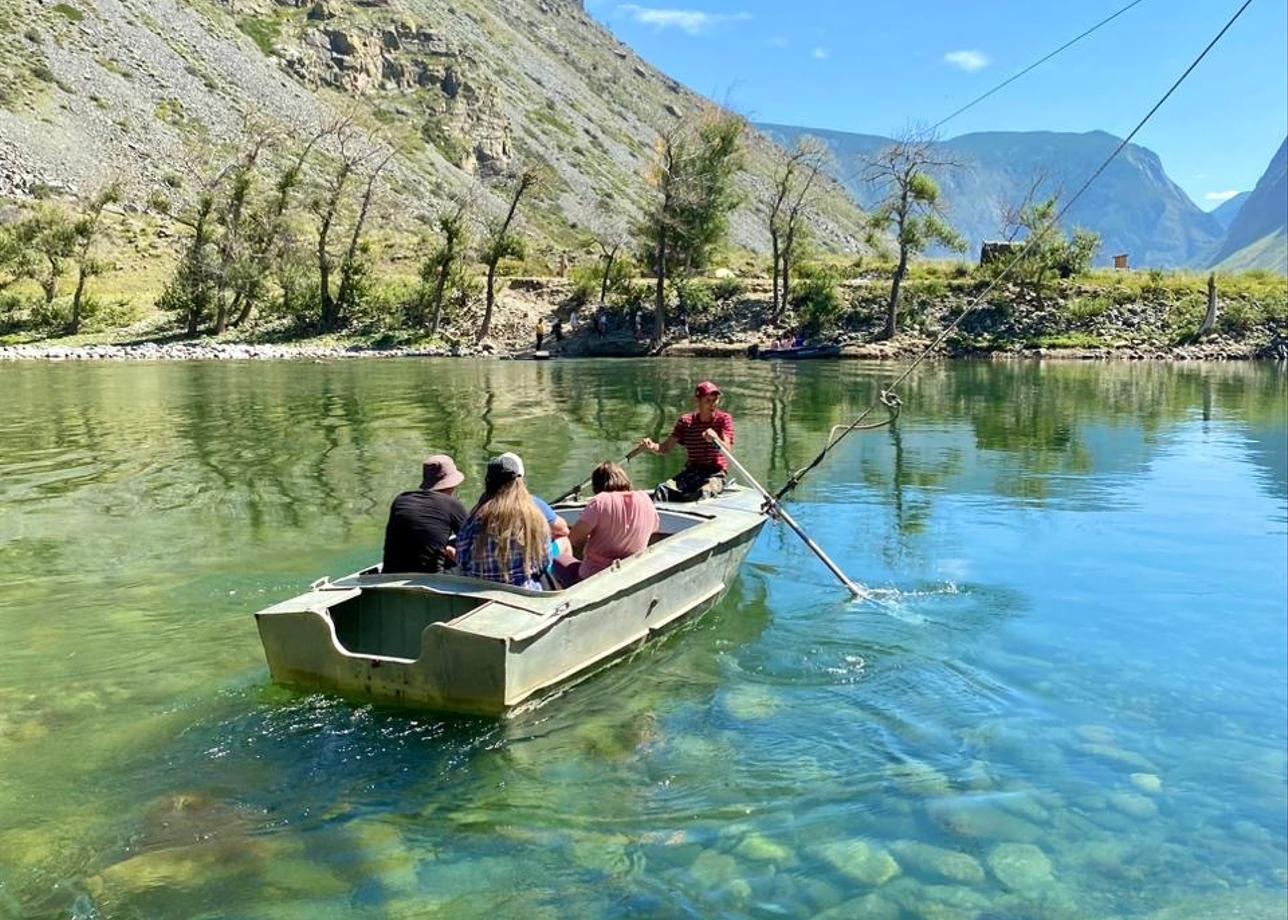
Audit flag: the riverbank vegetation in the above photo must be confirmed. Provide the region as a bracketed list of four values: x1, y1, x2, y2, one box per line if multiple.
[0, 112, 1284, 356]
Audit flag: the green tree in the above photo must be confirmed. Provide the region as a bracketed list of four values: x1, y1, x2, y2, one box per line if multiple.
[68, 182, 123, 333]
[999, 193, 1101, 299]
[638, 108, 744, 345]
[158, 189, 217, 335]
[22, 204, 77, 308]
[589, 212, 630, 305]
[863, 133, 965, 340]
[477, 167, 539, 343]
[418, 198, 471, 335]
[768, 137, 829, 320]
[212, 142, 263, 334]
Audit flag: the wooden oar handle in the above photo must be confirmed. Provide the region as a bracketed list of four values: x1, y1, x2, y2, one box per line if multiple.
[551, 444, 646, 504]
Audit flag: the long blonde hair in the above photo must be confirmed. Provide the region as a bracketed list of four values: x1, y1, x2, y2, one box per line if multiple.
[471, 477, 549, 575]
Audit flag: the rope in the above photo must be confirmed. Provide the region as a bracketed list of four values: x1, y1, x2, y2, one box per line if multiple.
[929, 0, 1150, 134]
[774, 0, 1255, 502]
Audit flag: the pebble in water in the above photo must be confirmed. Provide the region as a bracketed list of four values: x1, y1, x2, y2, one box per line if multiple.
[889, 840, 986, 886]
[987, 842, 1055, 891]
[1130, 772, 1163, 794]
[1109, 791, 1160, 820]
[814, 838, 901, 886]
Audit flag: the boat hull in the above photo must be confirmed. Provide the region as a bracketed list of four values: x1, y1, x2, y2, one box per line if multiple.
[255, 489, 767, 715]
[753, 344, 842, 360]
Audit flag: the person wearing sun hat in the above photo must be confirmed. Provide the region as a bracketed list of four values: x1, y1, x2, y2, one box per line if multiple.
[381, 454, 469, 574]
[638, 380, 735, 502]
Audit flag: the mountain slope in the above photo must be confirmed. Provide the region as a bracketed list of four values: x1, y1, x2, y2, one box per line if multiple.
[1209, 191, 1250, 231]
[0, 0, 865, 255]
[758, 123, 1225, 268]
[1211, 139, 1287, 272]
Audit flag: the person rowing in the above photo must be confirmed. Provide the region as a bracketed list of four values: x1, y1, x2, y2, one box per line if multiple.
[637, 380, 735, 502]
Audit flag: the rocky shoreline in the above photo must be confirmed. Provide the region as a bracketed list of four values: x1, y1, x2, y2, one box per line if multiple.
[2, 337, 1281, 362]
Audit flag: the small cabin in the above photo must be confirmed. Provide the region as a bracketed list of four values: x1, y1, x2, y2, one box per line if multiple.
[1113, 253, 1130, 270]
[979, 241, 1020, 266]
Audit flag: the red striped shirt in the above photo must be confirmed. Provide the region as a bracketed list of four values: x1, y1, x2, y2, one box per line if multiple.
[671, 410, 735, 471]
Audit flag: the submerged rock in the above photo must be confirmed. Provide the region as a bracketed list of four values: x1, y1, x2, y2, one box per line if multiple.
[733, 832, 794, 865]
[889, 840, 986, 885]
[928, 799, 1044, 843]
[815, 838, 901, 886]
[721, 685, 781, 721]
[888, 759, 954, 797]
[569, 831, 631, 876]
[1076, 742, 1157, 771]
[1109, 791, 1159, 820]
[689, 849, 742, 888]
[1074, 724, 1117, 745]
[1130, 772, 1162, 794]
[987, 843, 1054, 891]
[814, 891, 900, 919]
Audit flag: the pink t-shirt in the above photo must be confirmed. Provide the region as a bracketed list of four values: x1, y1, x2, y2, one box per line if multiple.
[578, 490, 660, 578]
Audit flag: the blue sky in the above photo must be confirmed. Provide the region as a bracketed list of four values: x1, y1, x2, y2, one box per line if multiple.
[585, 0, 1288, 210]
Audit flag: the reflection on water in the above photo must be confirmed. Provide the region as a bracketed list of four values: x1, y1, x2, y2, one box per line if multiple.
[0, 359, 1285, 919]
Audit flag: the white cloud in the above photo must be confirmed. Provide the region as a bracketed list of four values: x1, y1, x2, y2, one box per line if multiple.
[943, 49, 989, 72]
[812, 46, 829, 60]
[617, 5, 752, 34]
[1204, 189, 1241, 202]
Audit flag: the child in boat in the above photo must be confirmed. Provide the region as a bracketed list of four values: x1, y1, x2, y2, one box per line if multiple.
[554, 462, 659, 586]
[457, 454, 552, 590]
[638, 380, 735, 502]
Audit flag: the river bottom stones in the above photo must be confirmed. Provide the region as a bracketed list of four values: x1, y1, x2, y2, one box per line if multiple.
[889, 841, 986, 885]
[814, 838, 901, 886]
[987, 843, 1055, 891]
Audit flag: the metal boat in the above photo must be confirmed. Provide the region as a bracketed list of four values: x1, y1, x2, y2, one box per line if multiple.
[753, 343, 842, 360]
[254, 486, 768, 715]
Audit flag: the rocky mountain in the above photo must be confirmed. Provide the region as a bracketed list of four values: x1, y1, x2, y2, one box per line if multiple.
[758, 123, 1227, 269]
[1211, 139, 1287, 273]
[0, 0, 864, 256]
[1209, 191, 1250, 231]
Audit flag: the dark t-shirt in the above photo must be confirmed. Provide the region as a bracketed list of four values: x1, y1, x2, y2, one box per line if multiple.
[381, 489, 469, 574]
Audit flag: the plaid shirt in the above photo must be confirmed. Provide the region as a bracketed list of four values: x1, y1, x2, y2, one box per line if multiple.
[457, 515, 550, 589]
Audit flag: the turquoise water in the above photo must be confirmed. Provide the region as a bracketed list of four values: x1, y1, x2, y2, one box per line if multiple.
[0, 359, 1284, 919]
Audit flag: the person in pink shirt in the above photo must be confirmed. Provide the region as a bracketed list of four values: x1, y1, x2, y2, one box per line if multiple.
[555, 461, 660, 586]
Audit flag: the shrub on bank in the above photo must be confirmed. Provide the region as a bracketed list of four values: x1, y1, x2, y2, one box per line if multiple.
[790, 263, 843, 335]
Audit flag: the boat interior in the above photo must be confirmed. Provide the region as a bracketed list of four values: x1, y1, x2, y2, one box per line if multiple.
[326, 503, 720, 660]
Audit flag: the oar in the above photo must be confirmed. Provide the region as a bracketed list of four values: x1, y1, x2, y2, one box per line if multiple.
[710, 435, 869, 600]
[551, 445, 646, 504]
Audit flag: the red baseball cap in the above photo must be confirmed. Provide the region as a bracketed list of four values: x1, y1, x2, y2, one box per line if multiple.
[695, 381, 721, 397]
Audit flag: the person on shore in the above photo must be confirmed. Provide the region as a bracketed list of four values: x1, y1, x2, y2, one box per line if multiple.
[552, 318, 564, 343]
[382, 454, 469, 574]
[638, 381, 735, 502]
[554, 462, 659, 586]
[457, 454, 551, 590]
[535, 318, 545, 350]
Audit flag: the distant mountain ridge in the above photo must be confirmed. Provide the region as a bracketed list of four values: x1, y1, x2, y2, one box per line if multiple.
[1209, 192, 1250, 231]
[758, 123, 1228, 269]
[1212, 139, 1287, 273]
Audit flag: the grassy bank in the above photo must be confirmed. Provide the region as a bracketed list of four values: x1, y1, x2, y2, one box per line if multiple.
[2, 245, 1284, 358]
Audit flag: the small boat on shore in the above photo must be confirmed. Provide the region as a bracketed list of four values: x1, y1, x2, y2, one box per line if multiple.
[752, 343, 842, 360]
[254, 486, 768, 715]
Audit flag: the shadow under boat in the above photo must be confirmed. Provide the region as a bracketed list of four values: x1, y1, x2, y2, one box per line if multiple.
[254, 486, 768, 716]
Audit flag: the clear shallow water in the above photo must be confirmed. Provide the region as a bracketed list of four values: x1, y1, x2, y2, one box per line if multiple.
[0, 359, 1284, 919]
